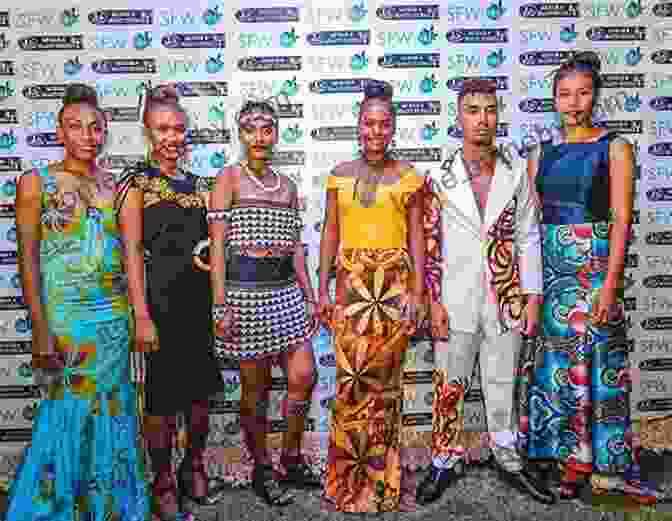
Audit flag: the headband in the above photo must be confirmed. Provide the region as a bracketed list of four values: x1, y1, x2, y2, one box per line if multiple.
[235, 91, 290, 127]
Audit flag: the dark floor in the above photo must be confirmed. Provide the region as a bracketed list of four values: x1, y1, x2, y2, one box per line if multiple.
[2, 452, 671, 521]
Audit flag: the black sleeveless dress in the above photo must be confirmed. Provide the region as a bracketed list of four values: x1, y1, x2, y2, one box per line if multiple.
[118, 165, 222, 415]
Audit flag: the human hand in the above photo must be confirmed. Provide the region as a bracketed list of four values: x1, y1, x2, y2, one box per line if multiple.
[591, 287, 620, 327]
[402, 293, 427, 334]
[522, 295, 542, 336]
[31, 323, 63, 370]
[213, 304, 234, 338]
[430, 300, 450, 339]
[134, 316, 159, 352]
[317, 292, 333, 326]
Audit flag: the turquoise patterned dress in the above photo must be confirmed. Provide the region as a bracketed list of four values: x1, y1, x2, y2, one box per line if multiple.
[521, 133, 652, 495]
[5, 167, 150, 521]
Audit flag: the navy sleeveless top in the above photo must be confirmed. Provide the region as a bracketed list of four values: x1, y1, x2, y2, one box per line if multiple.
[536, 132, 615, 225]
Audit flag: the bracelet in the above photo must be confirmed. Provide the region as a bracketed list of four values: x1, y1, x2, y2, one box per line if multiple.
[207, 209, 230, 223]
[212, 304, 229, 321]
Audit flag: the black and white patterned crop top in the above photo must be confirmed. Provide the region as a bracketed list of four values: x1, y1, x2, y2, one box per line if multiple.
[207, 200, 302, 256]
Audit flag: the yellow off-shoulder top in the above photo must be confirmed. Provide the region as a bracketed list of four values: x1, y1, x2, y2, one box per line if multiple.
[327, 167, 424, 249]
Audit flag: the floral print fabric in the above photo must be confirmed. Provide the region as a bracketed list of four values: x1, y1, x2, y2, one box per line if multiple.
[324, 249, 410, 512]
[5, 168, 149, 521]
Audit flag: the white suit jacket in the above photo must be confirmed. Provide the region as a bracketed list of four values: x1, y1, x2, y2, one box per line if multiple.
[426, 146, 542, 334]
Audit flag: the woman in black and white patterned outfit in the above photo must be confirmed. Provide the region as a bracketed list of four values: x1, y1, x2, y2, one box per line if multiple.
[207, 99, 321, 506]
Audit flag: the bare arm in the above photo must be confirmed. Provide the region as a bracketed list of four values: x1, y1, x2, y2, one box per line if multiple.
[318, 187, 339, 298]
[209, 166, 236, 305]
[15, 171, 50, 358]
[290, 184, 316, 304]
[117, 185, 151, 320]
[605, 137, 634, 292]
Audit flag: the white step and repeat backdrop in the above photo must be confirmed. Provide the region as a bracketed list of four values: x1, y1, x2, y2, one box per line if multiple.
[0, 0, 670, 485]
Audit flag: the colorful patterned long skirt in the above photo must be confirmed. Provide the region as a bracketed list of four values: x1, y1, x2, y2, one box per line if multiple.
[324, 248, 411, 513]
[5, 313, 150, 521]
[521, 223, 649, 494]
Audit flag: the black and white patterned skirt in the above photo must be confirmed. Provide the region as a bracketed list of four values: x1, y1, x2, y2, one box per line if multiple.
[214, 255, 312, 361]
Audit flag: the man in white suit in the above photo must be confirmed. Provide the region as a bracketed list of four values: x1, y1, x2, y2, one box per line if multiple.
[416, 78, 555, 505]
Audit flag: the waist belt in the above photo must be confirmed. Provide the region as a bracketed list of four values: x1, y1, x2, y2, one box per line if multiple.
[226, 254, 295, 283]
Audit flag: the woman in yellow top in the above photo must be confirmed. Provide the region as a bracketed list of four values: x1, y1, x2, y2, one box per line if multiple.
[317, 80, 426, 512]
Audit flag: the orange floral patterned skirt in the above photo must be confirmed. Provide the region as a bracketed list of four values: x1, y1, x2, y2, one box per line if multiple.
[324, 248, 412, 513]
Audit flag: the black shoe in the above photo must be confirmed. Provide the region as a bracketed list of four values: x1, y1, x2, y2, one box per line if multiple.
[416, 464, 464, 506]
[495, 464, 557, 505]
[280, 461, 322, 489]
[252, 464, 295, 507]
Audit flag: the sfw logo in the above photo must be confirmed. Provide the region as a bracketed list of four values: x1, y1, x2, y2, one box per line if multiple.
[444, 1, 507, 22]
[0, 403, 37, 424]
[375, 25, 438, 48]
[520, 25, 577, 43]
[158, 6, 223, 26]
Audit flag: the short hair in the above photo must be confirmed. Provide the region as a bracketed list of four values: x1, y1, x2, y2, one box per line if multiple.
[142, 84, 186, 127]
[57, 83, 101, 125]
[552, 50, 602, 106]
[457, 78, 497, 106]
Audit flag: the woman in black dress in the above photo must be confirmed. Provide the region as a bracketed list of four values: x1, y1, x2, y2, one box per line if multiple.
[117, 85, 224, 520]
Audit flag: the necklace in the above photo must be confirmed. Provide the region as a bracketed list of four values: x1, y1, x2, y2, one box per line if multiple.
[354, 159, 385, 207]
[241, 161, 281, 193]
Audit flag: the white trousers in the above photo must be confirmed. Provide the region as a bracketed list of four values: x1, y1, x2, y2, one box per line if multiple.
[432, 311, 522, 471]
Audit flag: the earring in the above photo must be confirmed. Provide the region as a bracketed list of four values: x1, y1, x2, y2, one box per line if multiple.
[143, 140, 152, 164]
[385, 139, 397, 160]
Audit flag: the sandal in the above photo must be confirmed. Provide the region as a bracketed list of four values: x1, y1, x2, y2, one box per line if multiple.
[280, 459, 322, 488]
[252, 464, 295, 506]
[178, 457, 227, 510]
[152, 472, 191, 521]
[559, 480, 581, 500]
[591, 474, 659, 506]
[559, 467, 588, 500]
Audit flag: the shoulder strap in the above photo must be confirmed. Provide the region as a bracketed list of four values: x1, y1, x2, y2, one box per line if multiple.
[114, 162, 147, 215]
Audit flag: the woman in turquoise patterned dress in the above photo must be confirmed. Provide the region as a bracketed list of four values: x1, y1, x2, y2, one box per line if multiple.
[522, 52, 657, 504]
[6, 84, 150, 520]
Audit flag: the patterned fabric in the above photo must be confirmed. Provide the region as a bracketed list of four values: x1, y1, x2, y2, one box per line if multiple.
[116, 164, 212, 211]
[214, 200, 310, 361]
[421, 177, 442, 304]
[523, 133, 655, 498]
[523, 223, 633, 475]
[226, 201, 302, 256]
[5, 167, 149, 521]
[485, 197, 526, 333]
[214, 280, 311, 361]
[431, 375, 467, 465]
[324, 248, 410, 513]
